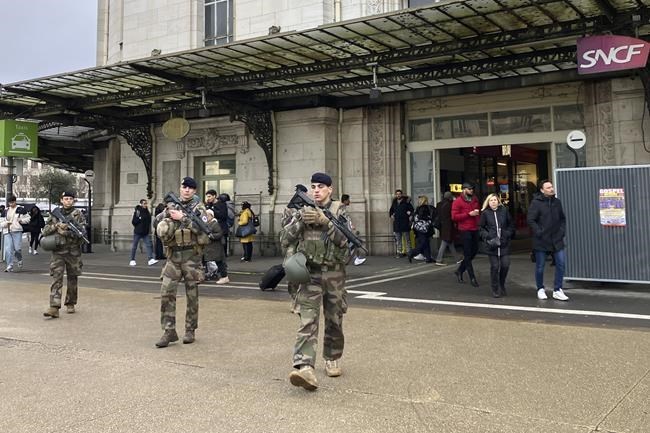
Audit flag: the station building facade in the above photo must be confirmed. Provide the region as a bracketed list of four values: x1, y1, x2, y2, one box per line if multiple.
[6, 1, 647, 255]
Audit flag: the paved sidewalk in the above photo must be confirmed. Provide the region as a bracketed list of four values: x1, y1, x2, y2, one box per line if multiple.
[1, 264, 649, 432]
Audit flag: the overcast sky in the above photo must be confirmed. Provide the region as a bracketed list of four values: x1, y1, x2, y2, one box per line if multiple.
[0, 0, 98, 84]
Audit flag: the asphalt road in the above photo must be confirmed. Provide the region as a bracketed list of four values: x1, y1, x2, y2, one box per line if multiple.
[5, 245, 650, 330]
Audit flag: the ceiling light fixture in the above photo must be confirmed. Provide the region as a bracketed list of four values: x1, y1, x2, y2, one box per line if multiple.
[368, 62, 381, 100]
[198, 88, 210, 118]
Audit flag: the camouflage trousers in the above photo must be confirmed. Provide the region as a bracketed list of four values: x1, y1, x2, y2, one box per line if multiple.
[49, 250, 82, 308]
[160, 250, 204, 331]
[293, 268, 347, 368]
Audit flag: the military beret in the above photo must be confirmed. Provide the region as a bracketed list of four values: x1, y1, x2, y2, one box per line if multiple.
[181, 176, 197, 189]
[310, 172, 332, 186]
[61, 191, 76, 198]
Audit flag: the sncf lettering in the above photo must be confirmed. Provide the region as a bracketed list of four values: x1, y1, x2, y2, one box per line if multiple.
[581, 44, 646, 69]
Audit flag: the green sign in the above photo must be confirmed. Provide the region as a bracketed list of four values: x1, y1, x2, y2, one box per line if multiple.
[0, 120, 39, 157]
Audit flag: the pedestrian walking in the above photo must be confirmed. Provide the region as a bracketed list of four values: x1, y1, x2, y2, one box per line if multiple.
[153, 202, 166, 260]
[479, 194, 515, 298]
[42, 191, 86, 318]
[389, 189, 413, 257]
[237, 201, 256, 262]
[154, 177, 210, 347]
[408, 196, 434, 263]
[2, 194, 30, 273]
[282, 172, 350, 391]
[527, 179, 569, 301]
[214, 193, 234, 256]
[434, 191, 458, 265]
[204, 209, 229, 285]
[27, 206, 45, 255]
[129, 199, 158, 266]
[451, 183, 480, 287]
[341, 194, 366, 266]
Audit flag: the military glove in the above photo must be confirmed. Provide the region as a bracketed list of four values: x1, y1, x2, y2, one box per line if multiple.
[302, 208, 329, 226]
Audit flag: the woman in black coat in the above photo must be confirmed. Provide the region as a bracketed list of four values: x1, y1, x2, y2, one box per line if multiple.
[27, 206, 45, 255]
[434, 192, 458, 265]
[479, 194, 515, 298]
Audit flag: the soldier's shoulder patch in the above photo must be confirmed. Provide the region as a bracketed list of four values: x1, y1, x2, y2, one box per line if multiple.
[202, 216, 208, 222]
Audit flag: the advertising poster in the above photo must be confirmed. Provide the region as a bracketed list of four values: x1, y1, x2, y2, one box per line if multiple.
[599, 188, 626, 226]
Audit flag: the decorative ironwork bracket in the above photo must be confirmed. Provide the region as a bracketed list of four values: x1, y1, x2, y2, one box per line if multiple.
[640, 66, 650, 122]
[120, 126, 154, 199]
[231, 110, 274, 195]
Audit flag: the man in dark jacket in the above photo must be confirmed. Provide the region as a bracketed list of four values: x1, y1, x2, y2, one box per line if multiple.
[204, 189, 218, 213]
[389, 189, 414, 258]
[214, 193, 234, 256]
[527, 180, 569, 301]
[129, 199, 158, 266]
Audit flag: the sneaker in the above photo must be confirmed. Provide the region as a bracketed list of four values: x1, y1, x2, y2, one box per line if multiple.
[325, 359, 342, 377]
[4, 266, 12, 273]
[216, 276, 230, 285]
[553, 288, 569, 301]
[43, 307, 59, 318]
[155, 329, 179, 348]
[28, 247, 33, 254]
[16, 261, 23, 270]
[33, 250, 38, 255]
[353, 257, 367, 266]
[289, 365, 318, 391]
[129, 260, 137, 266]
[435, 261, 447, 266]
[537, 288, 548, 300]
[147, 258, 159, 266]
[66, 305, 75, 314]
[413, 254, 426, 261]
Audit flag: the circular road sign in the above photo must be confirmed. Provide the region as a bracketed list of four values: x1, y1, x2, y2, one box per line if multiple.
[567, 130, 586, 150]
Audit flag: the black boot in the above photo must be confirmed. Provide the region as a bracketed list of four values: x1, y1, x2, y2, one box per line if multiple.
[492, 287, 500, 298]
[470, 278, 479, 287]
[155, 329, 179, 348]
[454, 270, 464, 283]
[500, 286, 507, 297]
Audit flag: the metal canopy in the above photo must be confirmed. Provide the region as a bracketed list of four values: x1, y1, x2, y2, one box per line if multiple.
[1, 0, 649, 174]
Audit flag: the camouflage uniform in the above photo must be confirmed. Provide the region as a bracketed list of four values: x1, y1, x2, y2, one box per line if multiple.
[42, 207, 86, 309]
[155, 198, 209, 333]
[282, 200, 350, 368]
[280, 207, 301, 312]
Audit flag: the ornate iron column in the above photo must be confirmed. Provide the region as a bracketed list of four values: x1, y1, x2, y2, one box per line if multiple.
[120, 126, 154, 199]
[231, 110, 274, 195]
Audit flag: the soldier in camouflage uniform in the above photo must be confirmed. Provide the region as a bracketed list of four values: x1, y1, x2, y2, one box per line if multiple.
[154, 177, 209, 348]
[43, 191, 86, 318]
[282, 172, 350, 391]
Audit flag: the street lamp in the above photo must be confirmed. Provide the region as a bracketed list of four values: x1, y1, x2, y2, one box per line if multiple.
[83, 170, 94, 253]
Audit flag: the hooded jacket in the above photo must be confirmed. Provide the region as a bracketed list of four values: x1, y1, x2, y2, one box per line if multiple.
[527, 193, 566, 252]
[131, 205, 152, 236]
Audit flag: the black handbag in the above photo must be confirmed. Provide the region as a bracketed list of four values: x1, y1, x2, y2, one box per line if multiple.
[486, 237, 501, 248]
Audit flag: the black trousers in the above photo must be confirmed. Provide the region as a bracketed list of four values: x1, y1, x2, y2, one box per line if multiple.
[488, 254, 510, 291]
[242, 242, 253, 261]
[456, 230, 478, 279]
[410, 233, 432, 261]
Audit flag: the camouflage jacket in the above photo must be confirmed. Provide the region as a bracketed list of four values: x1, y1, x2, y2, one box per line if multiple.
[42, 206, 86, 251]
[155, 197, 209, 249]
[281, 199, 349, 267]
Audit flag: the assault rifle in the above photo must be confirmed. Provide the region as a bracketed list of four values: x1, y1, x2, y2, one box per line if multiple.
[164, 191, 215, 239]
[288, 184, 368, 254]
[52, 207, 90, 244]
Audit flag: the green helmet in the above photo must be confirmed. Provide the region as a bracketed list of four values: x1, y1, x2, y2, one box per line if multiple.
[284, 252, 311, 283]
[40, 234, 64, 252]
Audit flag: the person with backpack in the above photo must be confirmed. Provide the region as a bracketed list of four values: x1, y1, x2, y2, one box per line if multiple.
[27, 206, 46, 255]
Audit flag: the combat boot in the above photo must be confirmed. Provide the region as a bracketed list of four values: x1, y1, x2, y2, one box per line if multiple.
[289, 365, 318, 391]
[325, 359, 342, 377]
[155, 329, 179, 348]
[182, 329, 195, 344]
[43, 307, 59, 318]
[66, 305, 75, 314]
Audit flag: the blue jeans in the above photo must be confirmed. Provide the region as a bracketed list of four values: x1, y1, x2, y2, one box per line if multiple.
[130, 233, 154, 261]
[3, 232, 23, 268]
[534, 249, 566, 290]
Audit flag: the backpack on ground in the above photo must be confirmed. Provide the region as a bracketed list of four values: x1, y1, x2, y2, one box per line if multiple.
[259, 264, 285, 291]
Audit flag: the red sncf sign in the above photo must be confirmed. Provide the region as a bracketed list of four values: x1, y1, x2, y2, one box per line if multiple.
[577, 35, 650, 75]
